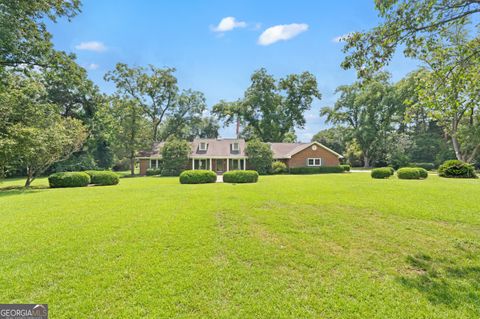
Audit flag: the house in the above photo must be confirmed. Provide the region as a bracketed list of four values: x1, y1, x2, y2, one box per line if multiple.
[137, 138, 343, 175]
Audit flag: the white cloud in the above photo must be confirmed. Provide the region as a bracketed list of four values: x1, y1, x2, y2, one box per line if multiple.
[75, 41, 107, 52]
[212, 17, 247, 32]
[87, 63, 99, 70]
[258, 23, 308, 46]
[332, 32, 353, 43]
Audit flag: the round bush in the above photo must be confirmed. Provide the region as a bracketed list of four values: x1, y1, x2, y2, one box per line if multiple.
[438, 160, 477, 178]
[271, 161, 287, 174]
[48, 172, 91, 188]
[85, 170, 119, 186]
[146, 168, 162, 176]
[340, 164, 351, 172]
[371, 167, 392, 179]
[179, 170, 217, 184]
[397, 167, 428, 180]
[223, 170, 259, 183]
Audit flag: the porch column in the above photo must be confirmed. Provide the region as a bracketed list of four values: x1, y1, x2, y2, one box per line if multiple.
[243, 159, 246, 170]
[226, 158, 229, 171]
[192, 158, 195, 170]
[209, 158, 212, 171]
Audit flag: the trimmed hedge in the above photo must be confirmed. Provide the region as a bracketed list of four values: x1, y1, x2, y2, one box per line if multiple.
[371, 167, 392, 179]
[271, 161, 287, 174]
[179, 170, 217, 184]
[146, 168, 162, 176]
[289, 166, 345, 174]
[340, 164, 351, 172]
[48, 172, 91, 188]
[85, 170, 119, 186]
[397, 167, 428, 180]
[409, 162, 435, 171]
[438, 160, 477, 178]
[223, 170, 259, 183]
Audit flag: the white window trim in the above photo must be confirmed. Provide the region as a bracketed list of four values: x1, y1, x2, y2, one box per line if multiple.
[307, 158, 322, 167]
[231, 143, 239, 151]
[199, 142, 208, 151]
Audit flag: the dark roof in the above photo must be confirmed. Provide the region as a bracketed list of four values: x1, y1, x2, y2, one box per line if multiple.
[137, 142, 165, 158]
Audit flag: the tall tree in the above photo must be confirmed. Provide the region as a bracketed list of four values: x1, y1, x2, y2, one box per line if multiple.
[104, 63, 178, 141]
[213, 68, 321, 142]
[341, 0, 480, 77]
[0, 0, 81, 68]
[320, 73, 398, 167]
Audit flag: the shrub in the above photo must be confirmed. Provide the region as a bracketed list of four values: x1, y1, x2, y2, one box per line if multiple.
[223, 170, 259, 183]
[179, 170, 217, 184]
[112, 158, 130, 171]
[371, 168, 392, 179]
[289, 166, 345, 174]
[245, 139, 273, 175]
[387, 167, 395, 175]
[85, 170, 119, 185]
[161, 137, 190, 176]
[271, 161, 287, 174]
[48, 172, 91, 188]
[438, 160, 477, 178]
[146, 168, 162, 176]
[340, 164, 351, 172]
[409, 162, 435, 171]
[397, 167, 428, 180]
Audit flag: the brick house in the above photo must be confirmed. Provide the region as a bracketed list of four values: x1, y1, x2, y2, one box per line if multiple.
[137, 138, 343, 175]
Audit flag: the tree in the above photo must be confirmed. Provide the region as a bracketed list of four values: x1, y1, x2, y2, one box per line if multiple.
[311, 127, 349, 154]
[414, 29, 480, 162]
[110, 98, 150, 175]
[161, 138, 190, 176]
[245, 139, 273, 174]
[320, 73, 398, 167]
[213, 68, 321, 142]
[104, 64, 178, 141]
[341, 0, 480, 78]
[0, 73, 86, 186]
[158, 90, 219, 141]
[0, 0, 81, 69]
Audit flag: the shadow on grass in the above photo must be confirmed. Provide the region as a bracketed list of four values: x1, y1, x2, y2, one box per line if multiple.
[0, 185, 49, 198]
[398, 247, 480, 309]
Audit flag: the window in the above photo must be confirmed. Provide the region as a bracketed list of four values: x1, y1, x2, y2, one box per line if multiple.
[194, 159, 210, 170]
[307, 158, 322, 167]
[199, 142, 207, 151]
[149, 159, 160, 168]
[231, 142, 239, 152]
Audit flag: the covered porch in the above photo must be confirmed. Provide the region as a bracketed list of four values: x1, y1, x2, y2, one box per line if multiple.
[191, 157, 247, 175]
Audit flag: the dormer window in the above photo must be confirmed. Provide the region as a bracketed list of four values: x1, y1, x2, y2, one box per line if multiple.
[199, 142, 208, 151]
[231, 142, 239, 152]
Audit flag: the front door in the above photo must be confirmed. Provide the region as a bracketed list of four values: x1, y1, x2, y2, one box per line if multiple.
[216, 159, 224, 173]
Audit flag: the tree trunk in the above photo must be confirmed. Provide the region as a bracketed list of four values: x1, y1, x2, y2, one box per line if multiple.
[130, 153, 135, 176]
[24, 167, 34, 188]
[363, 155, 370, 168]
[451, 135, 464, 161]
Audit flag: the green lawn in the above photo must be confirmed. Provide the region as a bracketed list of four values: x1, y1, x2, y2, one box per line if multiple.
[1, 174, 480, 318]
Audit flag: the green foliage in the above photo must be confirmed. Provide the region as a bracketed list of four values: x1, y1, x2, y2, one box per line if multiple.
[146, 168, 162, 176]
[340, 164, 351, 172]
[438, 160, 477, 179]
[371, 168, 392, 179]
[311, 127, 348, 154]
[409, 163, 435, 171]
[48, 172, 90, 188]
[223, 170, 259, 183]
[179, 170, 217, 184]
[271, 161, 287, 174]
[84, 171, 119, 186]
[112, 158, 131, 171]
[213, 68, 321, 142]
[161, 138, 190, 176]
[397, 167, 428, 180]
[53, 153, 97, 172]
[245, 139, 273, 175]
[289, 166, 345, 174]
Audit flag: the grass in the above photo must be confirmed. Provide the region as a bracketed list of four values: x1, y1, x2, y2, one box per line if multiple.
[1, 173, 480, 318]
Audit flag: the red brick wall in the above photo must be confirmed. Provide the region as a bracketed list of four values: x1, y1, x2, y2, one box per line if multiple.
[287, 145, 340, 168]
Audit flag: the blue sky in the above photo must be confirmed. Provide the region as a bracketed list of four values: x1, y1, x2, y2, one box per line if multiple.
[48, 0, 418, 141]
